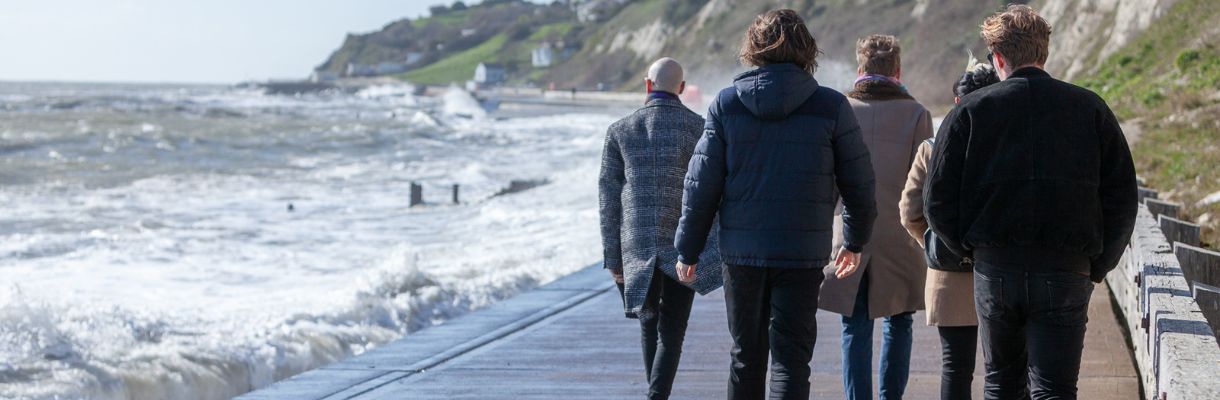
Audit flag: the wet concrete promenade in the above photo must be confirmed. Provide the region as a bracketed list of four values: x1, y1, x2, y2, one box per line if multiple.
[240, 264, 1139, 399]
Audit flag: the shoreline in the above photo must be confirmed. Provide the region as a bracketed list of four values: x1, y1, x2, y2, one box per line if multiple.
[237, 263, 612, 399]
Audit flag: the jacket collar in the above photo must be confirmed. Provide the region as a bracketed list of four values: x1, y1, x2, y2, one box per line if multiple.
[647, 90, 680, 101]
[644, 97, 685, 109]
[1010, 67, 1051, 79]
[847, 78, 914, 101]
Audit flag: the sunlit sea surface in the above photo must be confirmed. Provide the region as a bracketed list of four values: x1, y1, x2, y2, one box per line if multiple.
[0, 81, 626, 399]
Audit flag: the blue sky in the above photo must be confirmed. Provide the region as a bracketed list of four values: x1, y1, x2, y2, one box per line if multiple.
[0, 1, 533, 83]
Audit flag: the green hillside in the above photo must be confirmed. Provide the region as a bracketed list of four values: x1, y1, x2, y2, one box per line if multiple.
[402, 34, 509, 85]
[1075, 0, 1220, 246]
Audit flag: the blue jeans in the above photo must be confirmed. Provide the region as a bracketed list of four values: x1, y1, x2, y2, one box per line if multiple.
[841, 274, 914, 400]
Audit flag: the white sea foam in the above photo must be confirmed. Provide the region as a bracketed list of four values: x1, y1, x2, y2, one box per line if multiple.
[440, 85, 488, 120]
[0, 82, 619, 399]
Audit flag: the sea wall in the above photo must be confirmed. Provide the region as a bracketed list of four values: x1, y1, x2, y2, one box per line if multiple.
[1106, 204, 1220, 400]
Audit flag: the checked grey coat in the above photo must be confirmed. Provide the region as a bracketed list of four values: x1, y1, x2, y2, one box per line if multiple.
[599, 97, 723, 319]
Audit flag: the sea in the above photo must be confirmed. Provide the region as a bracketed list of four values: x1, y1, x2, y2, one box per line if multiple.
[0, 81, 630, 399]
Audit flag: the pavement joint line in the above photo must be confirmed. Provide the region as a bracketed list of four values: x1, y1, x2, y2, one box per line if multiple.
[321, 367, 422, 373]
[337, 282, 615, 398]
[307, 370, 398, 400]
[402, 285, 612, 371]
[320, 371, 415, 400]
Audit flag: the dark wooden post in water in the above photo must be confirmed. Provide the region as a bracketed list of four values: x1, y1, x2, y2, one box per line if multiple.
[1144, 198, 1181, 219]
[452, 184, 460, 204]
[1159, 215, 1202, 247]
[1174, 243, 1220, 339]
[409, 182, 424, 207]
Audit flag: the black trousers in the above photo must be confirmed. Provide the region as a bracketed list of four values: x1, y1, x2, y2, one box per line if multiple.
[639, 270, 696, 400]
[974, 259, 1093, 400]
[937, 326, 978, 400]
[723, 264, 824, 400]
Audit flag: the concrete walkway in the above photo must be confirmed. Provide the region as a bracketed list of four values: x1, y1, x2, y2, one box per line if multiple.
[239, 264, 1140, 399]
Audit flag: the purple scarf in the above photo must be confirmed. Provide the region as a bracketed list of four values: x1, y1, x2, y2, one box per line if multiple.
[647, 91, 680, 102]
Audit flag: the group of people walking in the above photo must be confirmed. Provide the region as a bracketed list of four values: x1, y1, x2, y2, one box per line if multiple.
[598, 5, 1137, 400]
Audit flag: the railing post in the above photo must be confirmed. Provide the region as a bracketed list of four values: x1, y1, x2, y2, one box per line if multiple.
[1137, 187, 1158, 203]
[1144, 198, 1181, 219]
[1159, 215, 1201, 247]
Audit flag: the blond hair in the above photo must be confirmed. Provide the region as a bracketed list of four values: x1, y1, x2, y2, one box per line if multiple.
[980, 4, 1052, 67]
[856, 34, 901, 76]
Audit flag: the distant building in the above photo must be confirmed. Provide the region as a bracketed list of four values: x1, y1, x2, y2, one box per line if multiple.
[474, 63, 506, 85]
[405, 52, 424, 66]
[346, 63, 377, 77]
[310, 70, 339, 83]
[532, 44, 555, 68]
[344, 61, 409, 77]
[375, 62, 408, 75]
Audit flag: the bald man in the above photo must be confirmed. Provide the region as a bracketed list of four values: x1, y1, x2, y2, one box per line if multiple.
[599, 57, 722, 400]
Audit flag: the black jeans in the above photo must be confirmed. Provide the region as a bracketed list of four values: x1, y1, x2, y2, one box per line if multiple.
[639, 270, 696, 400]
[974, 259, 1093, 400]
[937, 326, 978, 400]
[723, 264, 824, 400]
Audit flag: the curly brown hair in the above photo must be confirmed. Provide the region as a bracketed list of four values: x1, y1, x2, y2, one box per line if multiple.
[980, 4, 1052, 67]
[739, 9, 820, 73]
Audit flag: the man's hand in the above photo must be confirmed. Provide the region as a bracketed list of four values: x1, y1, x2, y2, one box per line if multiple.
[609, 268, 624, 284]
[834, 247, 862, 279]
[675, 261, 697, 283]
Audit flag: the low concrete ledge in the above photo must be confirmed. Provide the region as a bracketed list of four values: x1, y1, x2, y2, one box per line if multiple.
[1106, 205, 1220, 400]
[237, 263, 613, 400]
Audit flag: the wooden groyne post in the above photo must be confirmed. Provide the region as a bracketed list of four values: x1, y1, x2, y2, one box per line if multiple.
[410, 182, 423, 207]
[408, 182, 461, 207]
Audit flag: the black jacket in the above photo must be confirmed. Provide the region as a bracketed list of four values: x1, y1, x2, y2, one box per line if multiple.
[924, 67, 1138, 282]
[675, 63, 877, 268]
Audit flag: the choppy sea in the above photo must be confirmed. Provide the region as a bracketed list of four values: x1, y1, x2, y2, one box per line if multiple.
[0, 81, 628, 399]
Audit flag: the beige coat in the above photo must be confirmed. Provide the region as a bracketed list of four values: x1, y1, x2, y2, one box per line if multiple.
[819, 82, 931, 319]
[899, 141, 977, 327]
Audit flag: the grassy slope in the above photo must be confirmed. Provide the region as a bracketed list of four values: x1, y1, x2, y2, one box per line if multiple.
[1077, 0, 1220, 246]
[402, 34, 509, 85]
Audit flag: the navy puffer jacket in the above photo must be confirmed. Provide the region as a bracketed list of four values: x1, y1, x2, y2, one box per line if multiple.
[675, 64, 877, 268]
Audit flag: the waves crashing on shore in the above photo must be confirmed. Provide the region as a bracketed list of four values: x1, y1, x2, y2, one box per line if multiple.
[0, 82, 615, 399]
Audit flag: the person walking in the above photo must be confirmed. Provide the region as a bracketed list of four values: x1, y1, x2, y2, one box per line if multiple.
[672, 9, 877, 400]
[900, 60, 1001, 400]
[818, 34, 932, 400]
[599, 57, 725, 400]
[924, 5, 1138, 399]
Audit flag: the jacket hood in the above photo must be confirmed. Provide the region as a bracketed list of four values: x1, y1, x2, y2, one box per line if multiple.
[733, 64, 820, 120]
